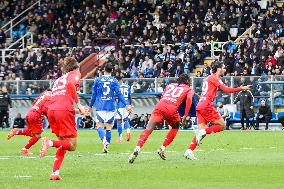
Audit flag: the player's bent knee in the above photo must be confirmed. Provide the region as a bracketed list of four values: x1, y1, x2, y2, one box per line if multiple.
[146, 121, 157, 131]
[67, 138, 77, 151]
[105, 123, 113, 130]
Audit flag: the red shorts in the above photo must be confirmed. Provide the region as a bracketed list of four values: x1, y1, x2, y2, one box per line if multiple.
[149, 103, 180, 126]
[26, 110, 43, 134]
[47, 110, 77, 138]
[196, 103, 221, 124]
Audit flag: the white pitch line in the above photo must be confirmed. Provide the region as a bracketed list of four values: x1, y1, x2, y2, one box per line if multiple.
[0, 157, 9, 160]
[14, 176, 32, 178]
[240, 147, 255, 150]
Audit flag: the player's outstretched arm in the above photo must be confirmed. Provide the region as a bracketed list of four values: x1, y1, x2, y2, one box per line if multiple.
[219, 84, 251, 93]
[184, 91, 193, 117]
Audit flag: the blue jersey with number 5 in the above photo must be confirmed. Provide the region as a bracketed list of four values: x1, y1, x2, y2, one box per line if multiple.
[117, 83, 131, 109]
[89, 75, 126, 111]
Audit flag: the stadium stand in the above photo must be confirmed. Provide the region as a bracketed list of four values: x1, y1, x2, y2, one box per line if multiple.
[1, 0, 284, 129]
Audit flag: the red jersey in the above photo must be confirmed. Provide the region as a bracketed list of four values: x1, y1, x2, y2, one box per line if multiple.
[47, 70, 81, 111]
[159, 83, 194, 115]
[31, 91, 51, 116]
[198, 74, 242, 106]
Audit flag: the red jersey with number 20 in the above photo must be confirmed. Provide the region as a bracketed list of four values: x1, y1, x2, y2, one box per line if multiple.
[47, 70, 81, 112]
[160, 83, 194, 113]
[198, 74, 242, 107]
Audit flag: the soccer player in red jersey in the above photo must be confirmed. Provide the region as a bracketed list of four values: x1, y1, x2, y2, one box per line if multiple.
[39, 57, 86, 180]
[184, 61, 250, 160]
[7, 90, 51, 155]
[129, 74, 194, 163]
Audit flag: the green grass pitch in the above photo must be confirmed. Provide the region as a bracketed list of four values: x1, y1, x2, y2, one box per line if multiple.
[1, 130, 284, 189]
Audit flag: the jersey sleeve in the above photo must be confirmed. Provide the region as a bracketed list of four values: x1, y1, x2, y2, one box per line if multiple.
[66, 82, 79, 103]
[184, 89, 194, 116]
[68, 71, 81, 90]
[219, 84, 242, 93]
[210, 76, 222, 88]
[89, 79, 97, 108]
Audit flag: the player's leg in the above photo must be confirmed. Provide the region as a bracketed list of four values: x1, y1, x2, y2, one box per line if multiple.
[128, 120, 158, 163]
[116, 119, 123, 142]
[96, 111, 107, 143]
[122, 108, 131, 141]
[158, 113, 181, 160]
[21, 115, 43, 155]
[124, 118, 131, 141]
[104, 122, 114, 153]
[20, 132, 41, 155]
[158, 122, 179, 160]
[40, 110, 76, 157]
[184, 110, 207, 160]
[116, 109, 123, 142]
[50, 137, 77, 180]
[184, 123, 206, 160]
[7, 128, 32, 140]
[100, 112, 115, 153]
[129, 108, 163, 163]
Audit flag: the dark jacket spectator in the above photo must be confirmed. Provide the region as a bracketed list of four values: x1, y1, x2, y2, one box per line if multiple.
[234, 90, 255, 130]
[13, 113, 25, 128]
[256, 100, 272, 130]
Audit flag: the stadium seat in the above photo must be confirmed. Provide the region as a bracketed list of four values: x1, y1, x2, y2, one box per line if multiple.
[271, 112, 277, 122]
[275, 98, 283, 106]
[234, 112, 241, 119]
[278, 112, 284, 118]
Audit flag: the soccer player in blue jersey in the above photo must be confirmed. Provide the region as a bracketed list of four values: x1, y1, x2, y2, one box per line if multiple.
[115, 76, 132, 142]
[89, 63, 131, 153]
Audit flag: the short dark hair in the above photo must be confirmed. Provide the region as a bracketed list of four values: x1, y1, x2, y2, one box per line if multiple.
[62, 57, 79, 73]
[104, 62, 113, 73]
[116, 76, 123, 81]
[211, 60, 224, 73]
[177, 73, 190, 85]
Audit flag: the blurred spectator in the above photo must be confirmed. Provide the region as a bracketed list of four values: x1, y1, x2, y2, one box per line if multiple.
[216, 102, 230, 130]
[79, 115, 95, 129]
[13, 113, 25, 128]
[255, 100, 272, 130]
[130, 113, 139, 128]
[0, 86, 12, 128]
[233, 89, 255, 130]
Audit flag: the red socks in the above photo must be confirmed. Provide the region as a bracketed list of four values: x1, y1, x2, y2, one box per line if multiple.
[51, 140, 72, 150]
[205, 124, 223, 134]
[53, 148, 67, 171]
[137, 129, 151, 148]
[17, 129, 32, 136]
[189, 136, 197, 151]
[24, 136, 39, 149]
[162, 128, 178, 147]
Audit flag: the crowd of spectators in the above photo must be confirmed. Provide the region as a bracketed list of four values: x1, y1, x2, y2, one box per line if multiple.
[4, 0, 261, 48]
[0, 0, 284, 83]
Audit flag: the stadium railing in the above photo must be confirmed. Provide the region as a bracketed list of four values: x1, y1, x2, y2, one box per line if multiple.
[1, 75, 283, 110]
